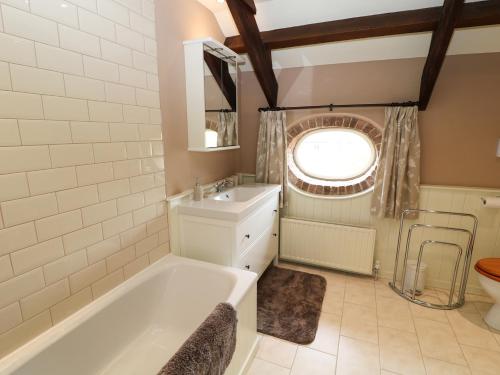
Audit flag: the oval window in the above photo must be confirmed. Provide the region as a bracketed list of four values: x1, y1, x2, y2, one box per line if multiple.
[293, 129, 376, 181]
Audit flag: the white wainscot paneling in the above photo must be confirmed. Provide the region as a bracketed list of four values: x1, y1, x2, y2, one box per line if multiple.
[284, 186, 500, 294]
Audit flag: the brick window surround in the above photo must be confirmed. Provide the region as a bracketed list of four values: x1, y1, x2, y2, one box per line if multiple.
[287, 113, 383, 197]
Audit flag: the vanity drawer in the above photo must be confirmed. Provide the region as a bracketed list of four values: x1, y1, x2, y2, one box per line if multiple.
[237, 227, 278, 276]
[236, 196, 279, 253]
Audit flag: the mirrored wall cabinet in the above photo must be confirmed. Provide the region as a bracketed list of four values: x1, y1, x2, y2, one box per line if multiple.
[183, 38, 244, 152]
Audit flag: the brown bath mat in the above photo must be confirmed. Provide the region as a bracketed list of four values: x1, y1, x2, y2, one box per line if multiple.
[257, 266, 326, 344]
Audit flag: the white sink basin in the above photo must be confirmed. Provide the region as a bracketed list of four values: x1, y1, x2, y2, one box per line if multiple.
[178, 184, 281, 221]
[210, 186, 269, 202]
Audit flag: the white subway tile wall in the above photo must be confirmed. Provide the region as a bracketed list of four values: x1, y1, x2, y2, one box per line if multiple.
[0, 0, 168, 358]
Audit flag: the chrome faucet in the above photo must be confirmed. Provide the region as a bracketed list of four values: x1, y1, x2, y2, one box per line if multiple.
[214, 179, 233, 193]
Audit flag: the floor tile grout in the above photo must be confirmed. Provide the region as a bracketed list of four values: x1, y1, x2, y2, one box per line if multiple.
[333, 275, 345, 375]
[249, 262, 500, 375]
[374, 273, 383, 374]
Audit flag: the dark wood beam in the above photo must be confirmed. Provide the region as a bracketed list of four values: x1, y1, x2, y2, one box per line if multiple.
[240, 0, 256, 14]
[203, 51, 237, 111]
[226, 0, 278, 107]
[225, 0, 500, 53]
[419, 0, 465, 110]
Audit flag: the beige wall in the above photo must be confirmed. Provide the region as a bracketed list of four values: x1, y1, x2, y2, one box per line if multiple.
[156, 0, 240, 196]
[240, 53, 500, 189]
[0, 0, 168, 358]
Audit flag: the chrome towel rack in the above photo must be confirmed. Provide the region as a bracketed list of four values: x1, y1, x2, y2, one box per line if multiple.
[389, 208, 478, 310]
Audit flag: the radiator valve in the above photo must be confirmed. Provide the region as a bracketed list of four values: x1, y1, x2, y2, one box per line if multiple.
[373, 260, 381, 281]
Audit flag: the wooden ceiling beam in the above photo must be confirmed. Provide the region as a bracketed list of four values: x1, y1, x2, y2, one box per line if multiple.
[226, 0, 278, 107]
[225, 0, 500, 53]
[203, 51, 237, 111]
[240, 0, 256, 14]
[419, 0, 465, 110]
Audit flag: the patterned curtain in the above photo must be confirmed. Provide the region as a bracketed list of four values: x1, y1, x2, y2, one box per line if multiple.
[371, 106, 421, 219]
[217, 112, 238, 147]
[256, 111, 288, 208]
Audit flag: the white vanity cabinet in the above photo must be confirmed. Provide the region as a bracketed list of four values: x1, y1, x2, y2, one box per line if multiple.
[178, 186, 280, 277]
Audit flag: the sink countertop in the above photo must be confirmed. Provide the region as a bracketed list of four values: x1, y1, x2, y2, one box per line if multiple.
[177, 184, 281, 221]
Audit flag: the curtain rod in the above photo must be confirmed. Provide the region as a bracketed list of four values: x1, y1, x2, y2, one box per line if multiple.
[258, 101, 419, 112]
[205, 109, 236, 113]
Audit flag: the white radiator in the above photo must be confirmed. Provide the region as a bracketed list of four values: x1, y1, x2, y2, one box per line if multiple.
[280, 217, 376, 275]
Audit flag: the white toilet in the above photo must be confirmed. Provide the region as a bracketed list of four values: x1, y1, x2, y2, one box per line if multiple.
[475, 258, 500, 330]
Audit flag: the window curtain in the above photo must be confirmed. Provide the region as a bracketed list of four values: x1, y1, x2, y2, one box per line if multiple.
[256, 111, 288, 208]
[217, 112, 237, 147]
[371, 106, 421, 219]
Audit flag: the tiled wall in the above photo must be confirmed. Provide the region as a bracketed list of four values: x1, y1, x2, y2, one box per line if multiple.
[0, 0, 169, 358]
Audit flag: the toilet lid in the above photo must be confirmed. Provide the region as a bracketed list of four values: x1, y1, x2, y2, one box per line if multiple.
[475, 258, 500, 281]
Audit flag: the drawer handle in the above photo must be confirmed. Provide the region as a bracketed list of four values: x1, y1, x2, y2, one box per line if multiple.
[273, 209, 278, 213]
[244, 234, 250, 239]
[273, 233, 278, 237]
[245, 265, 250, 270]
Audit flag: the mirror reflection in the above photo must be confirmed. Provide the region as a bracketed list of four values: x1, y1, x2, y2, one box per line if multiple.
[203, 47, 238, 148]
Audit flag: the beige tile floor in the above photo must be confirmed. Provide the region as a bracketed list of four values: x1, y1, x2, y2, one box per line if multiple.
[245, 262, 500, 375]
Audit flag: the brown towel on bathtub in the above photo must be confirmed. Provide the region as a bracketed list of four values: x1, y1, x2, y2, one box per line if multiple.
[158, 303, 237, 375]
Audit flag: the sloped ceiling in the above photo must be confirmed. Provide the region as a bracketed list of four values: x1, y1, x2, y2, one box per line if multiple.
[197, 0, 500, 70]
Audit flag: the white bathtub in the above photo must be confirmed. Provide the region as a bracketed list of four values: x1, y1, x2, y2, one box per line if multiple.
[0, 255, 258, 375]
